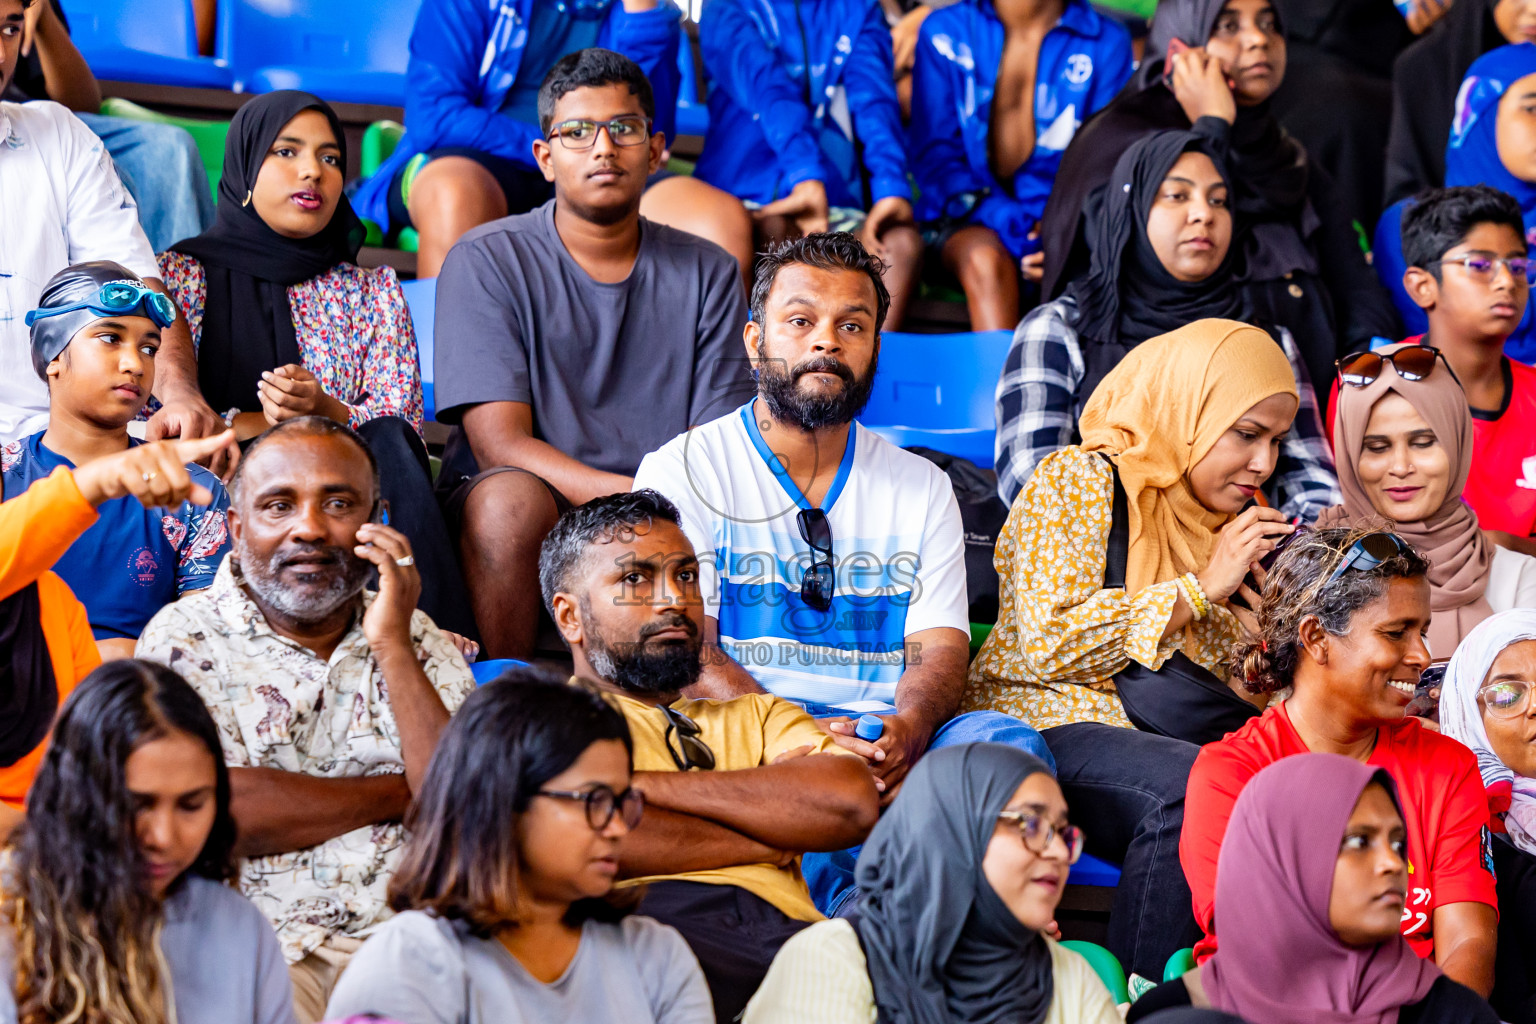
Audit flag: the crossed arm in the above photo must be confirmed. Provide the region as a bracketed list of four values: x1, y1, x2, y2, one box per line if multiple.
[617, 754, 879, 878]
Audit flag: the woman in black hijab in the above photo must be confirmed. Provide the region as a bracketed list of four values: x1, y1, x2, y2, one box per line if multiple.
[996, 128, 1334, 517]
[1037, 0, 1400, 395]
[742, 743, 1119, 1024]
[160, 91, 476, 640]
[1385, 0, 1530, 205]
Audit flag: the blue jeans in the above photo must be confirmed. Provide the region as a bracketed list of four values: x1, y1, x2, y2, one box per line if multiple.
[79, 113, 215, 252]
[801, 710, 1054, 917]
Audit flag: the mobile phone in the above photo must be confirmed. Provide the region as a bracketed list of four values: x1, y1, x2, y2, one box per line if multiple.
[373, 499, 391, 527]
[1407, 662, 1447, 722]
[1258, 517, 1309, 572]
[1164, 37, 1191, 83]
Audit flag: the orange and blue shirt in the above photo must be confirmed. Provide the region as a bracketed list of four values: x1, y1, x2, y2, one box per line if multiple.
[1, 433, 229, 640]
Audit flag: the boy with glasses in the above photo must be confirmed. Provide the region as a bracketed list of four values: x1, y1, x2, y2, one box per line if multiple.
[434, 48, 754, 661]
[1334, 185, 1536, 556]
[539, 488, 879, 1024]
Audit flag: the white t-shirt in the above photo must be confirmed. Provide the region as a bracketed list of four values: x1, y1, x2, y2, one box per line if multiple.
[0, 100, 158, 442]
[634, 404, 969, 710]
[1487, 542, 1536, 614]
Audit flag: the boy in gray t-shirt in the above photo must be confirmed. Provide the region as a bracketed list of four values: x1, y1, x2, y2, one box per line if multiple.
[432, 49, 752, 660]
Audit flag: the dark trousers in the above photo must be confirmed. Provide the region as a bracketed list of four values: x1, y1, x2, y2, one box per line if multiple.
[1041, 722, 1203, 979]
[637, 880, 811, 1024]
[1494, 837, 1536, 1024]
[355, 416, 476, 639]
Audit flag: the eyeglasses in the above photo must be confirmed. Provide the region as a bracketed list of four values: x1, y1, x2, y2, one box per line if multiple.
[1478, 678, 1535, 720]
[1336, 345, 1457, 389]
[1325, 532, 1411, 587]
[662, 705, 715, 771]
[1427, 254, 1535, 285]
[536, 784, 645, 830]
[25, 280, 177, 330]
[547, 116, 653, 150]
[797, 508, 835, 613]
[997, 811, 1085, 864]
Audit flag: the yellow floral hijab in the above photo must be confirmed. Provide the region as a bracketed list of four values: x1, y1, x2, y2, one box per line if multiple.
[1078, 319, 1298, 594]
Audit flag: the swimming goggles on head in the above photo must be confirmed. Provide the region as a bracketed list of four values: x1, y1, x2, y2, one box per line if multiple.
[25, 280, 177, 330]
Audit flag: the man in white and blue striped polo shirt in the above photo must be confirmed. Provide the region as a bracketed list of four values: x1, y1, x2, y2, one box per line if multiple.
[634, 234, 1049, 828]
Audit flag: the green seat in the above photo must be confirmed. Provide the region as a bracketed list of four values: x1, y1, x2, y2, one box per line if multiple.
[98, 97, 229, 197]
[1163, 947, 1196, 982]
[969, 621, 993, 657]
[1061, 940, 1129, 1005]
[358, 120, 419, 252]
[1094, 0, 1156, 19]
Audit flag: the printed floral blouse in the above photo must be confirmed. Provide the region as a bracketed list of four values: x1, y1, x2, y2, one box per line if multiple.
[157, 252, 424, 434]
[964, 446, 1243, 731]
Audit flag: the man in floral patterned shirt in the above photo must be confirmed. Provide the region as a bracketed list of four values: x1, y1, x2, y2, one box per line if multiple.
[137, 415, 475, 1024]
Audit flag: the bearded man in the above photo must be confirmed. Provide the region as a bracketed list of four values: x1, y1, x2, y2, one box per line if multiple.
[138, 415, 475, 1023]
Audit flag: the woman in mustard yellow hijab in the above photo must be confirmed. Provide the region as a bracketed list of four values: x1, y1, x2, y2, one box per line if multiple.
[966, 318, 1303, 986]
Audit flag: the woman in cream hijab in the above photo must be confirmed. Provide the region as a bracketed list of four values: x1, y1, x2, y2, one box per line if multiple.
[1325, 343, 1536, 657]
[965, 318, 1304, 987]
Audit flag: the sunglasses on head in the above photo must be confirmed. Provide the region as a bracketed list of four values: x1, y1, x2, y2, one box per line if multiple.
[25, 281, 177, 330]
[1325, 532, 1411, 587]
[798, 508, 835, 613]
[1335, 345, 1458, 389]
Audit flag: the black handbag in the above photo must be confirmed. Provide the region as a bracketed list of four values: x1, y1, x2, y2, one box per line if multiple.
[1100, 456, 1260, 746]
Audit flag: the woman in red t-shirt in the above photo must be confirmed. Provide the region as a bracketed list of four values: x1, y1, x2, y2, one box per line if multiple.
[1180, 526, 1499, 998]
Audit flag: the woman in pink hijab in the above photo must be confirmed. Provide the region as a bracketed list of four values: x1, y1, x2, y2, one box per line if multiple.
[1129, 753, 1498, 1024]
[1325, 343, 1536, 658]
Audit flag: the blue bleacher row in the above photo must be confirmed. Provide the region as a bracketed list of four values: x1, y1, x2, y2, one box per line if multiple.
[70, 0, 710, 125]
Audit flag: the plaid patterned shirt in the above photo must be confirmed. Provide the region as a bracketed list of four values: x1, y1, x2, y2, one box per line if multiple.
[993, 297, 1341, 517]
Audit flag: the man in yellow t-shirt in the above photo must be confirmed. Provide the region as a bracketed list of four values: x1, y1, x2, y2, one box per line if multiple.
[539, 489, 879, 1024]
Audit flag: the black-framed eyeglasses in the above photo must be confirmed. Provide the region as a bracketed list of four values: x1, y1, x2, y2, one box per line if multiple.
[662, 705, 715, 771]
[1325, 532, 1410, 587]
[1336, 344, 1459, 389]
[797, 508, 835, 613]
[997, 811, 1085, 864]
[536, 784, 645, 830]
[1427, 253, 1536, 285]
[1479, 678, 1536, 720]
[546, 116, 653, 150]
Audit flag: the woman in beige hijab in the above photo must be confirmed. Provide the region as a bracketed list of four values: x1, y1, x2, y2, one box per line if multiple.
[1326, 343, 1536, 658]
[964, 318, 1303, 987]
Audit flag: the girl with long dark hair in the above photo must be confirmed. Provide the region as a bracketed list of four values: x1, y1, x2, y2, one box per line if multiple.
[0, 658, 294, 1024]
[325, 670, 711, 1023]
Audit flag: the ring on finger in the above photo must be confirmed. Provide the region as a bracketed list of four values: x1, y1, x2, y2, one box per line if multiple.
[395, 555, 415, 567]
[142, 471, 158, 483]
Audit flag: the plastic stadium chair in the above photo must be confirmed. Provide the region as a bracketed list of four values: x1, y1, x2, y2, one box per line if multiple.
[223, 0, 420, 107]
[859, 330, 1014, 465]
[65, 0, 231, 88]
[675, 30, 709, 137]
[1060, 940, 1130, 1005]
[1163, 947, 1196, 982]
[357, 120, 420, 252]
[399, 277, 436, 421]
[98, 98, 229, 197]
[1067, 851, 1122, 889]
[471, 658, 531, 686]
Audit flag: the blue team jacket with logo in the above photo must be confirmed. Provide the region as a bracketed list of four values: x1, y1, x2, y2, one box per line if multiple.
[907, 0, 1131, 259]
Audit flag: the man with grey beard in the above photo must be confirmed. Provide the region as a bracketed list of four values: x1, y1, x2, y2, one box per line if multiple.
[137, 416, 475, 1024]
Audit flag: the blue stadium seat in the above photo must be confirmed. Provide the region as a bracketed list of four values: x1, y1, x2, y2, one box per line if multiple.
[471, 658, 532, 686]
[1068, 851, 1122, 888]
[400, 277, 435, 422]
[676, 31, 709, 137]
[222, 0, 419, 106]
[66, 0, 232, 88]
[859, 330, 1014, 466]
